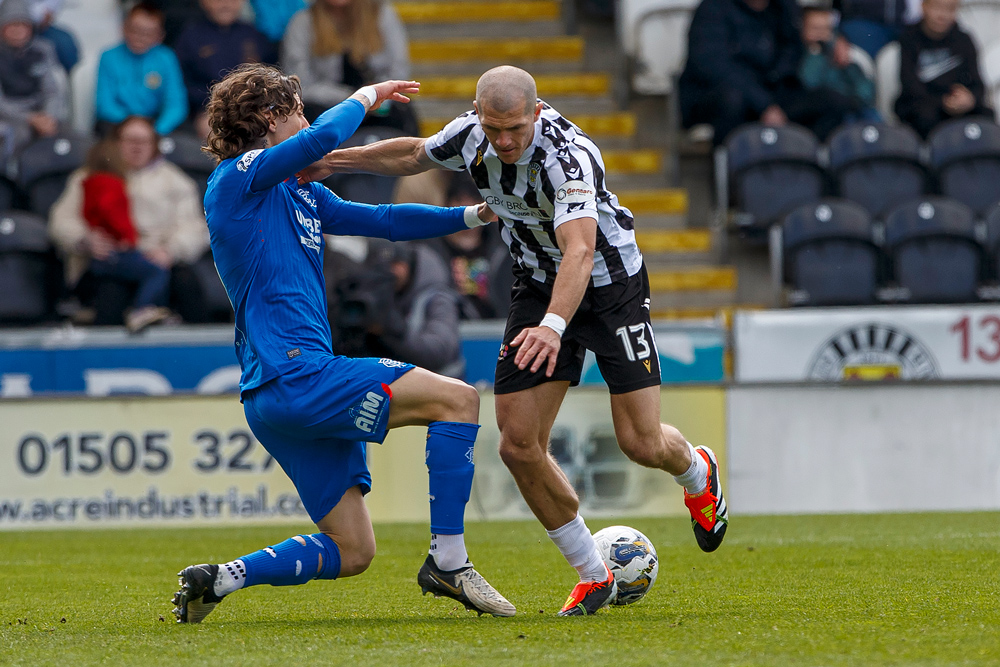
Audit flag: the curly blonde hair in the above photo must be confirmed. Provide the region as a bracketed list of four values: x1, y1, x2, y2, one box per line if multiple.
[203, 64, 302, 163]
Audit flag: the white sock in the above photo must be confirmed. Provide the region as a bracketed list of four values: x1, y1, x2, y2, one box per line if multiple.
[430, 533, 469, 571]
[546, 514, 608, 582]
[673, 442, 708, 495]
[214, 559, 247, 597]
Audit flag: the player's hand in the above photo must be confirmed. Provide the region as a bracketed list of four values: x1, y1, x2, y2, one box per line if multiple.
[369, 80, 421, 107]
[511, 325, 561, 377]
[476, 201, 497, 224]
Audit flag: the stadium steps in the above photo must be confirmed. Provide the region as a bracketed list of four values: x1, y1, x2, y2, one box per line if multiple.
[395, 0, 744, 316]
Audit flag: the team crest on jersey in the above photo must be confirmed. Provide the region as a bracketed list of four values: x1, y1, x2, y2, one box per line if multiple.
[237, 149, 263, 172]
[527, 162, 541, 187]
[297, 189, 317, 208]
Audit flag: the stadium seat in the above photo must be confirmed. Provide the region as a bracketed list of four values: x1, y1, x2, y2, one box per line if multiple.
[781, 198, 880, 306]
[928, 116, 1000, 216]
[724, 123, 825, 230]
[827, 123, 928, 219]
[982, 201, 1000, 280]
[616, 0, 699, 96]
[18, 134, 93, 218]
[581, 425, 643, 509]
[325, 126, 404, 205]
[958, 0, 1000, 50]
[884, 197, 984, 303]
[874, 41, 900, 123]
[159, 132, 215, 197]
[0, 211, 55, 323]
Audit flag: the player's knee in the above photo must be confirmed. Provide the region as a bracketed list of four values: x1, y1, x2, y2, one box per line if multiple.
[498, 432, 544, 470]
[338, 538, 376, 577]
[452, 382, 479, 423]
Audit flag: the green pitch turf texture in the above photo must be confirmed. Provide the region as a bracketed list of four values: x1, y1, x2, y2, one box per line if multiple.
[2, 513, 997, 666]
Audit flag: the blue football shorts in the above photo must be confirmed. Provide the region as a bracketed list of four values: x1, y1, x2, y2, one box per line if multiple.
[242, 355, 415, 524]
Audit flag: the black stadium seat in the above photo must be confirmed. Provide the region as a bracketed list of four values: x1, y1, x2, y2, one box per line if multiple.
[982, 202, 1000, 281]
[929, 117, 1000, 216]
[324, 126, 405, 205]
[18, 134, 93, 217]
[726, 123, 825, 229]
[0, 175, 15, 212]
[782, 198, 880, 306]
[828, 123, 928, 219]
[159, 132, 216, 197]
[0, 211, 55, 323]
[884, 197, 983, 303]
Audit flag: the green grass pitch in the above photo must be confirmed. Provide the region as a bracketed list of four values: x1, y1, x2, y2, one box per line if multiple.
[2, 512, 998, 666]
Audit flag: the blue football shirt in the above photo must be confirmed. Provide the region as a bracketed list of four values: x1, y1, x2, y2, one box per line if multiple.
[204, 98, 471, 394]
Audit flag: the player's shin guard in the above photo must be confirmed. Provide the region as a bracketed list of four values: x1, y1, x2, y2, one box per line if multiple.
[241, 533, 341, 587]
[425, 421, 479, 535]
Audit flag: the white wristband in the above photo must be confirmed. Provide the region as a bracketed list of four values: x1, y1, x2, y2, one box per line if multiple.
[539, 313, 567, 337]
[357, 86, 378, 107]
[464, 205, 487, 228]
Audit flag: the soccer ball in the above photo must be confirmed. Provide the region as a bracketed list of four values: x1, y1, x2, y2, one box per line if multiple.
[593, 525, 659, 605]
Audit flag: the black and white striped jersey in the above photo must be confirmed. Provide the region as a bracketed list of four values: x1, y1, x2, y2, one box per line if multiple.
[423, 102, 642, 288]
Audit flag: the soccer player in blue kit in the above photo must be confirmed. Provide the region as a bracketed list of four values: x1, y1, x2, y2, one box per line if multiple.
[171, 64, 515, 622]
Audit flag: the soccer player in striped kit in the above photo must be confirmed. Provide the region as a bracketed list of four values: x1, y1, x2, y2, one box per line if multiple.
[171, 64, 514, 623]
[303, 66, 729, 616]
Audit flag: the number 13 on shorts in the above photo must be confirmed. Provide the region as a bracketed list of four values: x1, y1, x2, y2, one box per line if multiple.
[615, 323, 656, 363]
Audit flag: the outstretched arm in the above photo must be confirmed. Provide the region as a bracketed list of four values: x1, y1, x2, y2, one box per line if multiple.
[250, 80, 420, 192]
[298, 136, 436, 184]
[320, 194, 493, 241]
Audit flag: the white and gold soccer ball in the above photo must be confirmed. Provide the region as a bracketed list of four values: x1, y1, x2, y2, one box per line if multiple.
[593, 525, 659, 605]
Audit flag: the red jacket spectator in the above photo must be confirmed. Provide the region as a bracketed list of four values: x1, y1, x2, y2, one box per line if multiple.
[81, 171, 138, 247]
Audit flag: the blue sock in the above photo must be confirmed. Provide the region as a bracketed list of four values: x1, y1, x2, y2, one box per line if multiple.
[425, 421, 479, 535]
[241, 533, 341, 587]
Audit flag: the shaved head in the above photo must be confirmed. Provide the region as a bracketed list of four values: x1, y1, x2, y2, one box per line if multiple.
[475, 66, 537, 115]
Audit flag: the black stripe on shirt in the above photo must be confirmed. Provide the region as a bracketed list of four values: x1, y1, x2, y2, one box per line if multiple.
[430, 123, 475, 164]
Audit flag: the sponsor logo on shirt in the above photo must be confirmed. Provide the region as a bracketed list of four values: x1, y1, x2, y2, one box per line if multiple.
[297, 189, 317, 208]
[485, 194, 536, 218]
[916, 48, 963, 83]
[555, 180, 596, 204]
[378, 358, 409, 368]
[144, 71, 162, 90]
[237, 149, 263, 172]
[295, 210, 322, 252]
[350, 391, 387, 434]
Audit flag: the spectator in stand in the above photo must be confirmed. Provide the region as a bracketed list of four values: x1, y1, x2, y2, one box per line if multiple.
[249, 0, 304, 42]
[0, 0, 67, 164]
[679, 0, 857, 143]
[800, 6, 880, 123]
[895, 0, 989, 139]
[425, 173, 510, 320]
[78, 139, 174, 333]
[49, 116, 209, 327]
[138, 0, 203, 46]
[174, 0, 276, 137]
[27, 0, 78, 72]
[95, 3, 188, 137]
[281, 0, 416, 134]
[835, 0, 922, 59]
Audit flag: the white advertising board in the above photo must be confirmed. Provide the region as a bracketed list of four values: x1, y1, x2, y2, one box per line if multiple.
[728, 384, 1000, 514]
[735, 305, 1000, 382]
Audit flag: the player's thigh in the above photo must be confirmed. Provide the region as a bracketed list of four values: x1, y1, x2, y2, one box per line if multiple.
[386, 366, 479, 427]
[586, 267, 662, 395]
[315, 485, 376, 576]
[495, 380, 570, 452]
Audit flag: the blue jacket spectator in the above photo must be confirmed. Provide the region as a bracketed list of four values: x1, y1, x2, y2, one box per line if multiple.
[174, 0, 277, 118]
[28, 0, 78, 72]
[94, 3, 187, 136]
[679, 0, 857, 143]
[248, 0, 304, 42]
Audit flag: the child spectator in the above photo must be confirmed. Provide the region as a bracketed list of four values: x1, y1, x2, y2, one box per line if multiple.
[80, 138, 173, 333]
[679, 0, 857, 143]
[281, 0, 415, 133]
[174, 0, 276, 136]
[425, 173, 510, 320]
[95, 3, 188, 136]
[0, 0, 67, 164]
[895, 0, 989, 138]
[800, 7, 880, 123]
